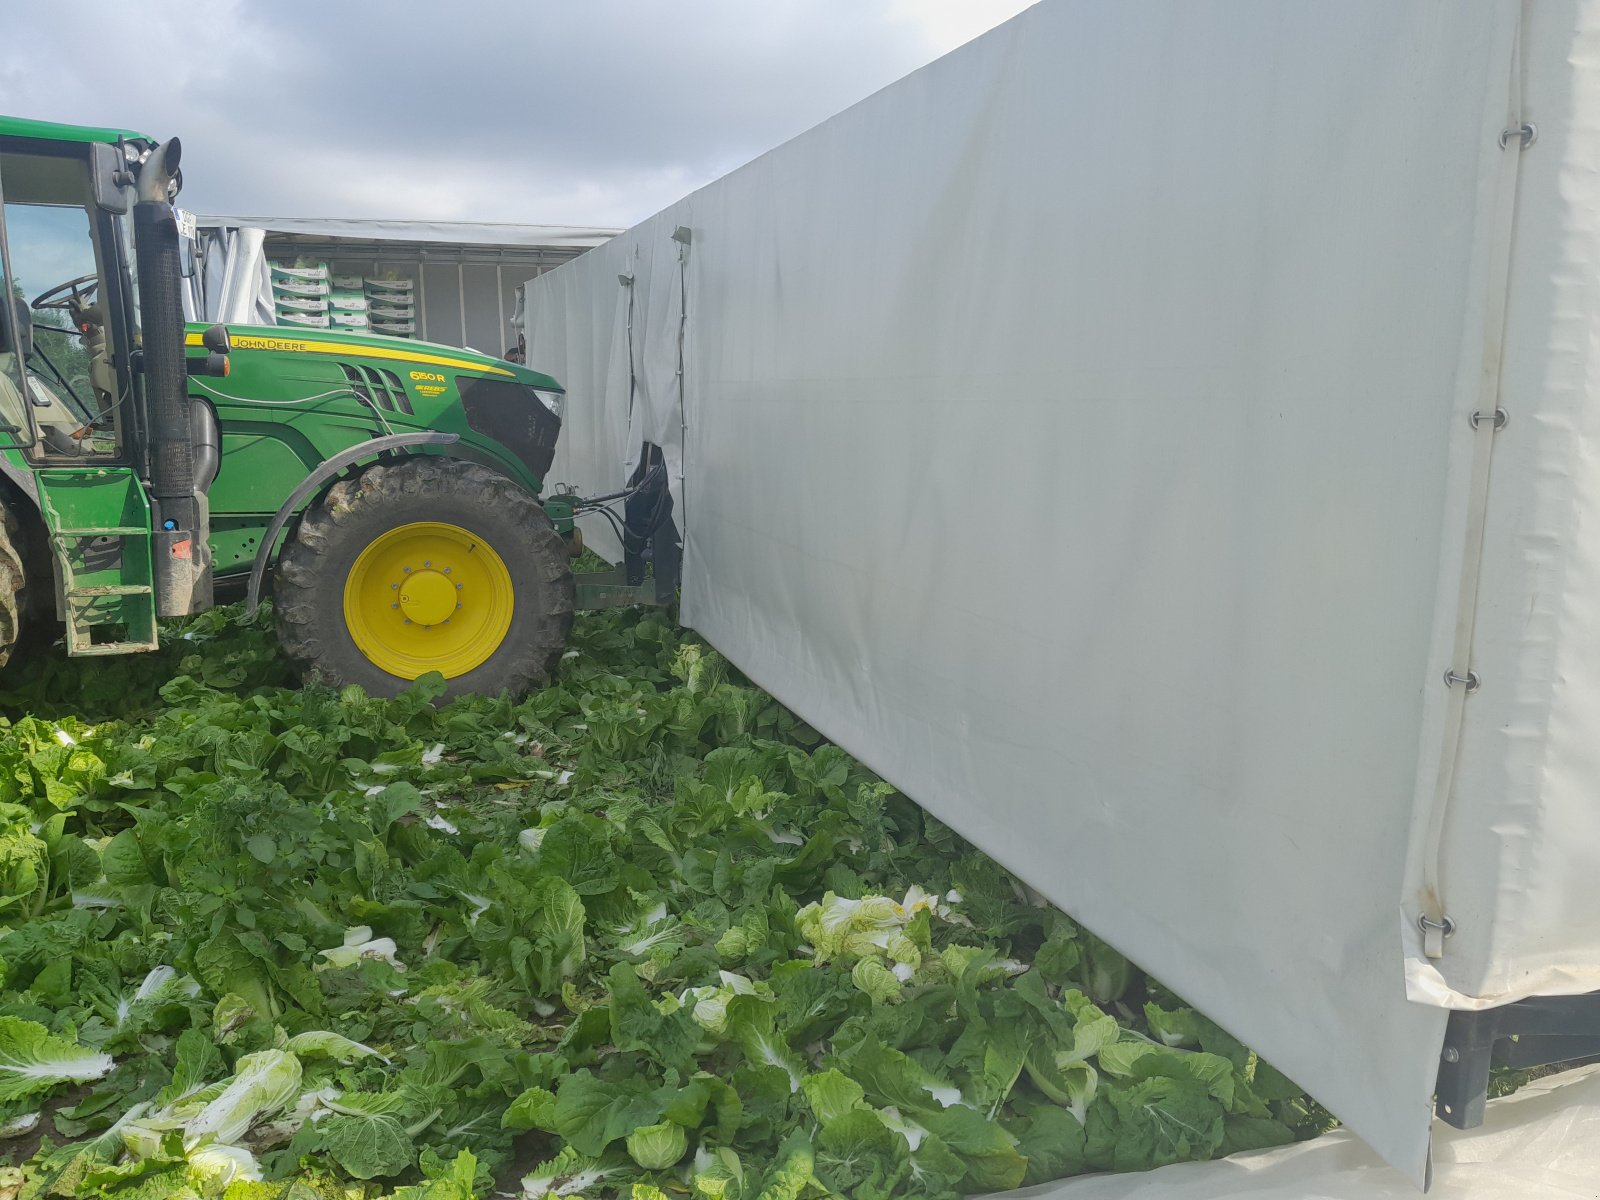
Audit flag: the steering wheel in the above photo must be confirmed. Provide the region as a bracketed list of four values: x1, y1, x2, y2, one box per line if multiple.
[31, 273, 99, 313]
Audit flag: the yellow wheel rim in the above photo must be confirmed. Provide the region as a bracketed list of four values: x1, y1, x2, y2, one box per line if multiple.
[343, 521, 514, 680]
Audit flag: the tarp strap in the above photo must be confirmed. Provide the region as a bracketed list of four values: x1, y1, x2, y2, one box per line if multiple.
[622, 269, 637, 423]
[1418, 13, 1527, 961]
[673, 227, 691, 541]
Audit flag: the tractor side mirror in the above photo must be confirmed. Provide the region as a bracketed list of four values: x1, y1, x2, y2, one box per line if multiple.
[90, 143, 130, 214]
[187, 325, 232, 378]
[201, 323, 231, 354]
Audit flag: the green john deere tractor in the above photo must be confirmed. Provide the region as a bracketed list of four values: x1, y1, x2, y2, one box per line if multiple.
[0, 116, 675, 696]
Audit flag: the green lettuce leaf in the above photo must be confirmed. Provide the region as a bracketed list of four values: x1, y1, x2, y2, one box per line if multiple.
[0, 1017, 114, 1103]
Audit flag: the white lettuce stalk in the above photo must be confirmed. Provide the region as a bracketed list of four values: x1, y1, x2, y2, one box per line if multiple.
[181, 1048, 303, 1148]
[316, 926, 406, 972]
[187, 1143, 263, 1187]
[0, 1017, 115, 1101]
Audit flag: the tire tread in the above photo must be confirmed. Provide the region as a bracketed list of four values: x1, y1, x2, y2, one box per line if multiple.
[273, 457, 574, 697]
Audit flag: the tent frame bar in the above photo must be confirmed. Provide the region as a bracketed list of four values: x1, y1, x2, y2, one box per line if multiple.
[1435, 992, 1600, 1129]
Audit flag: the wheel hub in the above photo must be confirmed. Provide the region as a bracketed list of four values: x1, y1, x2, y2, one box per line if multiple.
[343, 521, 512, 680]
[398, 569, 457, 626]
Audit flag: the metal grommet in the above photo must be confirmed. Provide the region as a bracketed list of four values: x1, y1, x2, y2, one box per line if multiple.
[1444, 669, 1481, 692]
[1469, 408, 1508, 431]
[1499, 122, 1537, 150]
[1419, 913, 1457, 937]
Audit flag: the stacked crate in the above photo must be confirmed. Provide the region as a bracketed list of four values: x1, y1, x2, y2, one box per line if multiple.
[327, 274, 371, 333]
[270, 261, 331, 329]
[364, 275, 417, 338]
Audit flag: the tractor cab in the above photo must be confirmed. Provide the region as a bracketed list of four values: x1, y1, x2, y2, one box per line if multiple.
[0, 126, 141, 460]
[0, 117, 220, 652]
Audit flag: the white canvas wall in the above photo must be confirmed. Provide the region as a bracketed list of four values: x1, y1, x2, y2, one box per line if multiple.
[527, 1, 1600, 1181]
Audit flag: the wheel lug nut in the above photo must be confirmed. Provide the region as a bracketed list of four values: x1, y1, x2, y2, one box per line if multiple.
[391, 603, 398, 610]
[456, 603, 462, 610]
[443, 567, 451, 574]
[424, 560, 431, 568]
[391, 583, 398, 590]
[403, 566, 412, 574]
[456, 583, 463, 590]
[404, 618, 412, 625]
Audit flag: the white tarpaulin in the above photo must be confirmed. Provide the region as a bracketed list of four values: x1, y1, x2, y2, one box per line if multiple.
[526, 0, 1600, 1183]
[1012, 1065, 1600, 1200]
[530, 230, 686, 559]
[181, 225, 274, 324]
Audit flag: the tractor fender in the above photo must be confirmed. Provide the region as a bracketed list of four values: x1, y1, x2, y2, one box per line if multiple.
[244, 432, 460, 617]
[0, 457, 38, 505]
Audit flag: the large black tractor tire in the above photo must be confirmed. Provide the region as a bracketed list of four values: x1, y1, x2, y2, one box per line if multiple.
[0, 495, 59, 671]
[273, 457, 576, 699]
[0, 505, 26, 672]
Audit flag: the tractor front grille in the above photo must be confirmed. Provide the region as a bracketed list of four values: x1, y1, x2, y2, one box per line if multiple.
[456, 375, 561, 482]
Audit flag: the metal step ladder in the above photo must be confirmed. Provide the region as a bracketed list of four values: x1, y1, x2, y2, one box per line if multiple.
[34, 468, 159, 655]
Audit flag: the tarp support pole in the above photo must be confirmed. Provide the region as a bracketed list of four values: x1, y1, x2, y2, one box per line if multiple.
[496, 265, 506, 352]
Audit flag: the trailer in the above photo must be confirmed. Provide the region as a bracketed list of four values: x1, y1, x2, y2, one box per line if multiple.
[184, 215, 619, 352]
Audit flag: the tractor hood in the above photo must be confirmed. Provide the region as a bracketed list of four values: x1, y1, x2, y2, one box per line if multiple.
[184, 322, 563, 392]
[184, 321, 568, 486]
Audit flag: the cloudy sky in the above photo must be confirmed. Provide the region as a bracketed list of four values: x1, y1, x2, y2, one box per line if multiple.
[0, 1, 1035, 231]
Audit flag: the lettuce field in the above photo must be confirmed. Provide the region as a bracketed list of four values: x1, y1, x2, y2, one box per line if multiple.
[0, 606, 1330, 1200]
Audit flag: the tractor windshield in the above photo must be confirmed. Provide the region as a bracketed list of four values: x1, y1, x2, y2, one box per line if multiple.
[0, 146, 122, 458]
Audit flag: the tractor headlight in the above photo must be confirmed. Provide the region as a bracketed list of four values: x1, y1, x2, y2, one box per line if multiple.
[531, 388, 565, 420]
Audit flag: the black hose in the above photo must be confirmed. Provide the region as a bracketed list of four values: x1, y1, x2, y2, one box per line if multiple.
[131, 138, 194, 515]
[623, 478, 670, 544]
[133, 199, 193, 508]
[588, 504, 627, 547]
[570, 453, 674, 561]
[575, 460, 667, 508]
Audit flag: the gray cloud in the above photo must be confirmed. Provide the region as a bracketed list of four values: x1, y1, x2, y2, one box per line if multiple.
[0, 1, 1032, 228]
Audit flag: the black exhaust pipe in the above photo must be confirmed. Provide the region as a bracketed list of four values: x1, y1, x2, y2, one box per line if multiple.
[132, 137, 211, 615]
